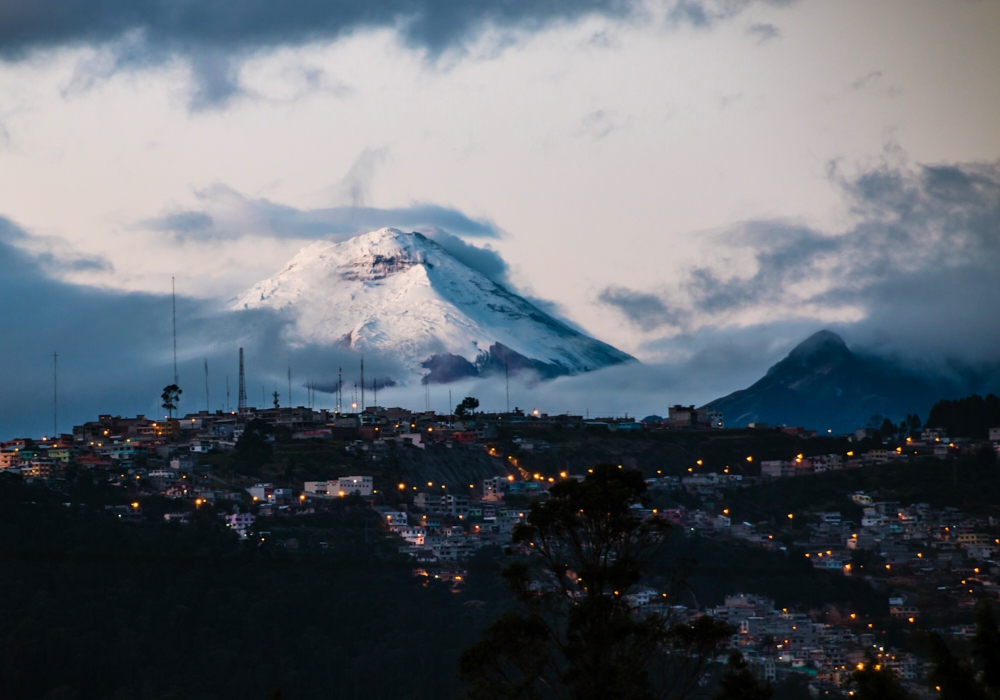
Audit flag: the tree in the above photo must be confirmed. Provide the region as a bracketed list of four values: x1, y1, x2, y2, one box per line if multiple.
[927, 394, 1000, 439]
[926, 632, 984, 700]
[460, 464, 735, 700]
[236, 419, 273, 475]
[848, 652, 910, 700]
[906, 414, 922, 437]
[714, 651, 772, 700]
[455, 396, 480, 419]
[972, 597, 1000, 692]
[924, 599, 1000, 700]
[879, 418, 897, 442]
[161, 384, 182, 419]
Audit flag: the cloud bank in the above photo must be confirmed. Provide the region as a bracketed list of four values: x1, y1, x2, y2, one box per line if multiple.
[601, 157, 1000, 365]
[141, 184, 501, 241]
[1, 0, 795, 108]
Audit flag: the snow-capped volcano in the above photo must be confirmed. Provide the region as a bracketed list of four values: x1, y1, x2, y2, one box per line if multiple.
[232, 228, 633, 383]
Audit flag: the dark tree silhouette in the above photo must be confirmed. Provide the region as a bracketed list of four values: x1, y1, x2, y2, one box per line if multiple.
[455, 396, 480, 419]
[714, 651, 772, 700]
[161, 384, 182, 418]
[926, 598, 1000, 699]
[460, 464, 734, 700]
[848, 652, 910, 700]
[236, 418, 273, 475]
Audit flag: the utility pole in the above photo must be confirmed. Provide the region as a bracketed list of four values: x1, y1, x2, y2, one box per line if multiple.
[237, 348, 247, 415]
[52, 352, 58, 437]
[505, 360, 510, 414]
[172, 276, 178, 385]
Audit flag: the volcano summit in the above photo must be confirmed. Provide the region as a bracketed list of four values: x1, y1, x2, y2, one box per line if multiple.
[232, 228, 633, 383]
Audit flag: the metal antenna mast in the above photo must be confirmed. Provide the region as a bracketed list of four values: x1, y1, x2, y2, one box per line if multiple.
[360, 356, 365, 411]
[287, 362, 292, 409]
[53, 352, 58, 437]
[171, 277, 178, 385]
[204, 359, 210, 412]
[237, 347, 247, 414]
[226, 375, 230, 413]
[505, 360, 510, 413]
[373, 377, 377, 407]
[337, 367, 342, 413]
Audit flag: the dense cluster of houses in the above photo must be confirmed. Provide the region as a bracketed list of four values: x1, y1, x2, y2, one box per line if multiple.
[706, 594, 927, 697]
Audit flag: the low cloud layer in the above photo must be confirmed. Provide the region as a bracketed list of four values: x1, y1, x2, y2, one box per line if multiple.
[1, 0, 794, 109]
[137, 185, 512, 288]
[602, 157, 1000, 365]
[141, 184, 501, 241]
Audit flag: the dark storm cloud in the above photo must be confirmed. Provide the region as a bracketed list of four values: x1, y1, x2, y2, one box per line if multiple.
[0, 215, 407, 438]
[598, 286, 688, 331]
[0, 0, 797, 109]
[140, 185, 501, 240]
[600, 158, 1000, 363]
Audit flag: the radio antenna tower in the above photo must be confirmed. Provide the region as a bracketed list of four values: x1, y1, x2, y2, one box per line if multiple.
[360, 356, 365, 411]
[337, 367, 343, 413]
[226, 375, 230, 412]
[53, 352, 58, 437]
[237, 347, 247, 414]
[171, 277, 178, 385]
[424, 372, 430, 412]
[373, 377, 377, 407]
[287, 362, 292, 409]
[505, 360, 510, 414]
[204, 359, 210, 412]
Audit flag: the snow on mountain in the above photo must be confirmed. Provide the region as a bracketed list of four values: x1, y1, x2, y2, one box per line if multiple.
[231, 228, 634, 383]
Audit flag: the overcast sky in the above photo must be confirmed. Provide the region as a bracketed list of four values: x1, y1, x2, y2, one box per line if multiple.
[0, 0, 998, 434]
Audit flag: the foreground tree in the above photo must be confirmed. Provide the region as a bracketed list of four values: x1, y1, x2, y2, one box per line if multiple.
[460, 464, 735, 700]
[926, 598, 1000, 699]
[714, 651, 772, 700]
[848, 653, 910, 700]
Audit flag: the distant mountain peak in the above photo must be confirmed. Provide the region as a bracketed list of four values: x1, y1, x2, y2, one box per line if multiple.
[704, 329, 956, 432]
[232, 228, 633, 384]
[787, 330, 848, 361]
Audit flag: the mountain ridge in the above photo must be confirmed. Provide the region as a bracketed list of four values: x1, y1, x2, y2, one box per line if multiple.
[704, 330, 974, 433]
[232, 228, 634, 384]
